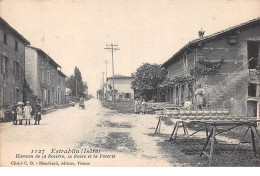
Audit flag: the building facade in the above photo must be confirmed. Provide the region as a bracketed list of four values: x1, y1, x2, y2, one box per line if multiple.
[106, 75, 134, 100]
[25, 46, 61, 108]
[161, 18, 260, 119]
[0, 17, 30, 107]
[57, 70, 67, 105]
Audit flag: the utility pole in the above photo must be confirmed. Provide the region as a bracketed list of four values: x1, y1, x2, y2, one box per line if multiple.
[104, 60, 108, 100]
[75, 79, 78, 98]
[102, 72, 105, 100]
[104, 43, 120, 108]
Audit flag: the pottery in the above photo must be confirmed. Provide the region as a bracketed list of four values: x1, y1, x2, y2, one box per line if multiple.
[180, 110, 186, 116]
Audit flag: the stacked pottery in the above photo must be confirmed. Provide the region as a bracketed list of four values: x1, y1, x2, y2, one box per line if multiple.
[186, 110, 194, 120]
[233, 116, 241, 121]
[217, 109, 225, 120]
[223, 109, 229, 116]
[209, 110, 217, 120]
[180, 110, 187, 120]
[203, 109, 211, 120]
[172, 110, 180, 119]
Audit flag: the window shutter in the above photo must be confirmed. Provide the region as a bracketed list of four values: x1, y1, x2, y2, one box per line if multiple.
[5, 57, 9, 75]
[0, 55, 2, 74]
[13, 61, 16, 76]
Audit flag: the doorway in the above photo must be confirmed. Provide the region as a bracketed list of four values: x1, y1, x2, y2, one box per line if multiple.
[247, 41, 259, 69]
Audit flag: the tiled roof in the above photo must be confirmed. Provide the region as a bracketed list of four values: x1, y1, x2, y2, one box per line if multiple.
[162, 17, 260, 68]
[107, 75, 133, 80]
[58, 70, 67, 78]
[26, 46, 61, 68]
[0, 17, 30, 45]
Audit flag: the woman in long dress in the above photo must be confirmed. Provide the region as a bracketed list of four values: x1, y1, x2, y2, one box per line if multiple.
[17, 103, 24, 125]
[24, 101, 32, 125]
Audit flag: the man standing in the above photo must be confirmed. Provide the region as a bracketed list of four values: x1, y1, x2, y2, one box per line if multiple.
[11, 102, 18, 125]
[194, 84, 206, 110]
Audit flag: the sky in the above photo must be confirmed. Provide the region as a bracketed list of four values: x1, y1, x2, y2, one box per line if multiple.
[0, 0, 259, 95]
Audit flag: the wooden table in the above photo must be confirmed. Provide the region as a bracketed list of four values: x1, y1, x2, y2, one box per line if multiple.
[155, 117, 260, 166]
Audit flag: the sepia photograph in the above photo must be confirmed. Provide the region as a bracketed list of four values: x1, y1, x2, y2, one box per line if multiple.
[0, 0, 260, 167]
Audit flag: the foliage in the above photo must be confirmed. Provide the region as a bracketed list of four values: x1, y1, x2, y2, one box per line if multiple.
[162, 76, 194, 86]
[22, 80, 38, 112]
[66, 67, 88, 97]
[190, 59, 224, 75]
[131, 63, 167, 101]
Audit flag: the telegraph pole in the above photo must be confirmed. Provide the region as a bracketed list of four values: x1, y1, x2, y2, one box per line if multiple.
[102, 72, 105, 100]
[76, 79, 78, 98]
[104, 60, 108, 100]
[104, 43, 120, 108]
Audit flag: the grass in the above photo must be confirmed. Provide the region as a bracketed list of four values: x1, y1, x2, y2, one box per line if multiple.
[101, 100, 134, 114]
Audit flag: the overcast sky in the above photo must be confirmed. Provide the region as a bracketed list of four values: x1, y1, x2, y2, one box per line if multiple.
[0, 0, 259, 95]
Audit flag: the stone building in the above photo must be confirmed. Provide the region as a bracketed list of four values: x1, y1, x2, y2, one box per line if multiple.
[57, 70, 67, 105]
[0, 17, 30, 107]
[25, 46, 61, 108]
[106, 75, 134, 100]
[161, 17, 260, 119]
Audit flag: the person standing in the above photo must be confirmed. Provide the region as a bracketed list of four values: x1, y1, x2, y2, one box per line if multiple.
[34, 102, 42, 125]
[24, 101, 32, 125]
[183, 97, 192, 110]
[17, 102, 24, 125]
[12, 102, 18, 125]
[134, 98, 140, 114]
[141, 99, 147, 114]
[0, 106, 5, 122]
[194, 84, 206, 110]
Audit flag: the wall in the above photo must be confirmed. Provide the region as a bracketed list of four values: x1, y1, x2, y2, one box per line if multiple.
[165, 23, 260, 116]
[107, 78, 134, 99]
[25, 47, 38, 95]
[0, 24, 25, 106]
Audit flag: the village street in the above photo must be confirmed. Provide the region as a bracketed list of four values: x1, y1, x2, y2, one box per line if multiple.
[1, 99, 260, 167]
[0, 99, 174, 167]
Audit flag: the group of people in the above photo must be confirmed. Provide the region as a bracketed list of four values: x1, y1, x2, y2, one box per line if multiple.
[0, 101, 42, 125]
[183, 84, 206, 110]
[134, 98, 147, 114]
[132, 84, 206, 113]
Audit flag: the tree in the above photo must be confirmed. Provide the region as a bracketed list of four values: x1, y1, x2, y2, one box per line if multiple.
[66, 67, 88, 98]
[131, 63, 167, 101]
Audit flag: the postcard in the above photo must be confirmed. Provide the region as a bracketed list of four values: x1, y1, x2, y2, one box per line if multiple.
[0, 0, 260, 167]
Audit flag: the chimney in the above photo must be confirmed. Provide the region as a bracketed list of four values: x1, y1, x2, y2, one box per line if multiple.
[198, 28, 205, 38]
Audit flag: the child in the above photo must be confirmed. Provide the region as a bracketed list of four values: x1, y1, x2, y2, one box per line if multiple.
[12, 102, 18, 125]
[0, 106, 5, 122]
[34, 102, 42, 125]
[24, 101, 32, 125]
[17, 102, 24, 125]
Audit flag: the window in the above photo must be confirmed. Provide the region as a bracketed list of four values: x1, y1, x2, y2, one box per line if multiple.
[52, 73, 54, 86]
[175, 86, 179, 105]
[16, 88, 19, 102]
[247, 41, 259, 69]
[41, 67, 44, 83]
[125, 93, 131, 99]
[15, 41, 18, 51]
[248, 83, 257, 97]
[1, 55, 8, 74]
[3, 33, 7, 44]
[13, 61, 20, 80]
[47, 71, 50, 85]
